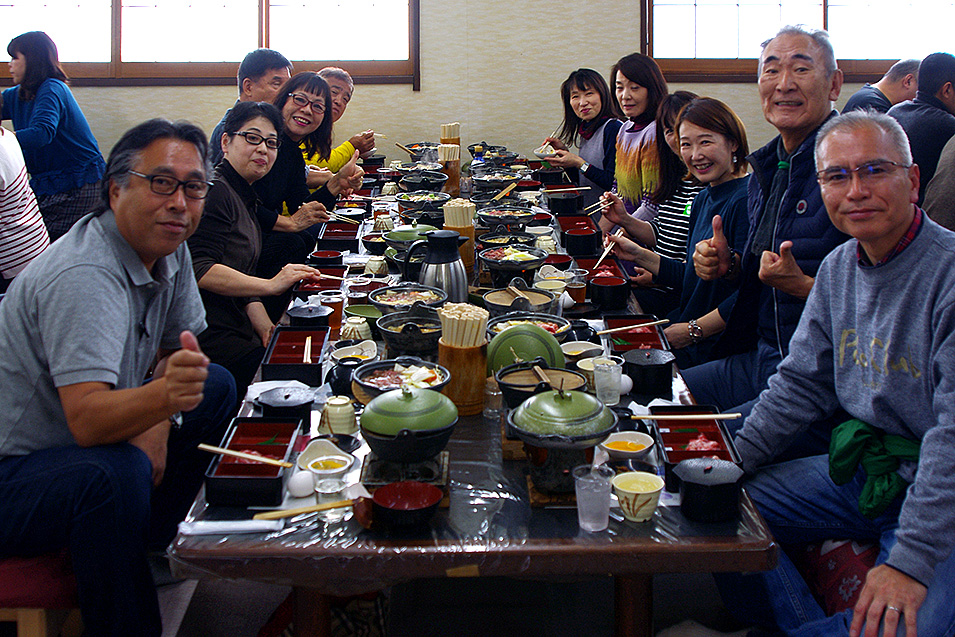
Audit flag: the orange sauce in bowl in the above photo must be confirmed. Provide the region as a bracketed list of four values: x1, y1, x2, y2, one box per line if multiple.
[605, 441, 647, 452]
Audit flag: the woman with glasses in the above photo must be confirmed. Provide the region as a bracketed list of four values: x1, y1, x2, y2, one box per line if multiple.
[253, 71, 363, 319]
[2, 31, 105, 241]
[189, 101, 324, 394]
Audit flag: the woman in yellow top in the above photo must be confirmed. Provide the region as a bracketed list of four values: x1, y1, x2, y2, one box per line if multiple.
[303, 67, 375, 189]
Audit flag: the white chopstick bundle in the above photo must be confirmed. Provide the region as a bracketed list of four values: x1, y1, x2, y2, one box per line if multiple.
[438, 303, 488, 348]
[442, 198, 476, 227]
[438, 144, 460, 162]
[440, 122, 461, 139]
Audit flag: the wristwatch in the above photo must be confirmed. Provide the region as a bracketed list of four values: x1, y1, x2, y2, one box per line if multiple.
[169, 412, 183, 430]
[579, 161, 591, 173]
[688, 320, 703, 344]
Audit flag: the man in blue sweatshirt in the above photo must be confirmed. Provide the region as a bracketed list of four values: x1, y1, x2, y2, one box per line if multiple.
[704, 111, 955, 637]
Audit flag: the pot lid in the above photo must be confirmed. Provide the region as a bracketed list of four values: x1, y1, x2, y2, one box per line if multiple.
[673, 458, 743, 485]
[360, 386, 458, 436]
[623, 348, 676, 367]
[511, 389, 613, 436]
[258, 387, 315, 408]
[387, 222, 439, 241]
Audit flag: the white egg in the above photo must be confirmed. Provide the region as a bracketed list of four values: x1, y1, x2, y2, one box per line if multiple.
[619, 373, 633, 395]
[287, 470, 315, 498]
[560, 291, 574, 309]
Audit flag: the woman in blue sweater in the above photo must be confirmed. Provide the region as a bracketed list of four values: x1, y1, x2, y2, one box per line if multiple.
[608, 97, 750, 369]
[2, 32, 105, 241]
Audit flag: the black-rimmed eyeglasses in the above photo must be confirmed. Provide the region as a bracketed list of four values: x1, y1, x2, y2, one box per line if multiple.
[288, 92, 326, 115]
[232, 131, 281, 150]
[817, 160, 911, 188]
[127, 170, 212, 200]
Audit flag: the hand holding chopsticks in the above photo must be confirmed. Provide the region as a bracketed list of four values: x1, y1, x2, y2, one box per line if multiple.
[593, 229, 624, 270]
[327, 211, 361, 225]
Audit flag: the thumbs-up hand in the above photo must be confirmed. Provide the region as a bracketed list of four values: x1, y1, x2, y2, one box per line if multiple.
[164, 331, 209, 413]
[692, 215, 732, 280]
[758, 241, 814, 299]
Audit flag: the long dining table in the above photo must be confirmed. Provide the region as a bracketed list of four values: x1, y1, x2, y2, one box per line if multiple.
[168, 370, 777, 637]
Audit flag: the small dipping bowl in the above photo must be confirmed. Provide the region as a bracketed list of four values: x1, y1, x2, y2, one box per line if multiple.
[612, 471, 665, 523]
[560, 340, 603, 364]
[589, 276, 629, 310]
[306, 454, 355, 485]
[599, 431, 654, 461]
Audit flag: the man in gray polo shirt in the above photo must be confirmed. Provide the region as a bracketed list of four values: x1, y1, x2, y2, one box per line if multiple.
[0, 119, 235, 636]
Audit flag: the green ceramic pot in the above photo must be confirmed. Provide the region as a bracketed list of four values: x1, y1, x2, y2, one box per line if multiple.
[360, 385, 458, 437]
[507, 388, 617, 449]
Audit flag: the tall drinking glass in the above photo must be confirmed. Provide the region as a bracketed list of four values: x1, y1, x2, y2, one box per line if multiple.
[318, 290, 345, 330]
[573, 465, 614, 532]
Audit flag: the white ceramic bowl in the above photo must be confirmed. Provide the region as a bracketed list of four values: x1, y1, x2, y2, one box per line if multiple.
[599, 431, 654, 461]
[561, 341, 603, 363]
[305, 454, 355, 483]
[296, 438, 355, 472]
[330, 339, 377, 363]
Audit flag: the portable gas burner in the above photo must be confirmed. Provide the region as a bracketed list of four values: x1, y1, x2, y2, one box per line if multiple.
[359, 450, 450, 488]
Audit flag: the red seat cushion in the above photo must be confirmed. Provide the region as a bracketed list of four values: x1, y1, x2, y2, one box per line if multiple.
[791, 540, 879, 616]
[0, 552, 77, 608]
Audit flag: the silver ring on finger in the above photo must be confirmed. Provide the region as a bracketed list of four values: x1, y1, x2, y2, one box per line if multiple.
[886, 605, 903, 614]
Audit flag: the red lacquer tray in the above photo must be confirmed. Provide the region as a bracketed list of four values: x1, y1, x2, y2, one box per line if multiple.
[261, 326, 329, 386]
[649, 405, 741, 491]
[204, 418, 299, 507]
[603, 313, 668, 352]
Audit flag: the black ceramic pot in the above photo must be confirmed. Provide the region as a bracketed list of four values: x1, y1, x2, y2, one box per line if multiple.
[544, 190, 583, 215]
[255, 387, 314, 428]
[361, 422, 456, 463]
[287, 304, 333, 327]
[674, 458, 744, 523]
[623, 349, 676, 398]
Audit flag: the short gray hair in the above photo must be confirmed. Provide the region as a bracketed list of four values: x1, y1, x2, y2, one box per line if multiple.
[814, 109, 913, 168]
[759, 25, 837, 78]
[318, 67, 353, 91]
[885, 59, 920, 83]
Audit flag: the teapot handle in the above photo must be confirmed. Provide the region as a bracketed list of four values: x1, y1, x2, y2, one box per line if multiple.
[404, 239, 427, 280]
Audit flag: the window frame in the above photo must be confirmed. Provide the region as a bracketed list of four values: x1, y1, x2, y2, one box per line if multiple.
[0, 0, 420, 89]
[642, 0, 898, 83]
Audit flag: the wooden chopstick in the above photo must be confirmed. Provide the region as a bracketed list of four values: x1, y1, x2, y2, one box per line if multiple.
[328, 212, 361, 225]
[318, 273, 347, 281]
[545, 186, 591, 192]
[252, 499, 354, 521]
[198, 444, 293, 468]
[631, 413, 743, 421]
[303, 335, 312, 363]
[592, 229, 624, 270]
[596, 319, 669, 335]
[374, 133, 388, 139]
[395, 142, 416, 156]
[491, 182, 517, 201]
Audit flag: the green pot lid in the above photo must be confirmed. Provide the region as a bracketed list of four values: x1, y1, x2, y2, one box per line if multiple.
[360, 386, 458, 436]
[344, 304, 382, 319]
[387, 222, 438, 242]
[511, 389, 613, 437]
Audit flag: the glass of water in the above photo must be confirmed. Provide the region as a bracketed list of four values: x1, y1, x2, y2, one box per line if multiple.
[314, 478, 348, 523]
[593, 356, 623, 406]
[573, 465, 614, 532]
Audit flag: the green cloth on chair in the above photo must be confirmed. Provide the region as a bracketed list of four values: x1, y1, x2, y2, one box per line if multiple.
[829, 418, 921, 519]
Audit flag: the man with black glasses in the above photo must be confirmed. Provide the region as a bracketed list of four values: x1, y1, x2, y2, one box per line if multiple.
[0, 119, 235, 636]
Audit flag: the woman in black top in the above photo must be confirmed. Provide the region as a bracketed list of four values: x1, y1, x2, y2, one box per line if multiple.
[189, 101, 324, 394]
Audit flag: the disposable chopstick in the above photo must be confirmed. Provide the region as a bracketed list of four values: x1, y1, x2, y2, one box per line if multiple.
[544, 186, 591, 192]
[328, 212, 361, 225]
[318, 273, 347, 281]
[592, 229, 624, 270]
[631, 413, 743, 421]
[197, 444, 293, 468]
[395, 142, 416, 156]
[303, 335, 312, 363]
[585, 202, 612, 217]
[596, 319, 669, 335]
[374, 133, 388, 139]
[491, 182, 517, 201]
[252, 499, 354, 521]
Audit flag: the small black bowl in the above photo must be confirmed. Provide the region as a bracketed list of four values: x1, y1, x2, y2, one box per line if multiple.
[372, 480, 443, 531]
[589, 276, 629, 309]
